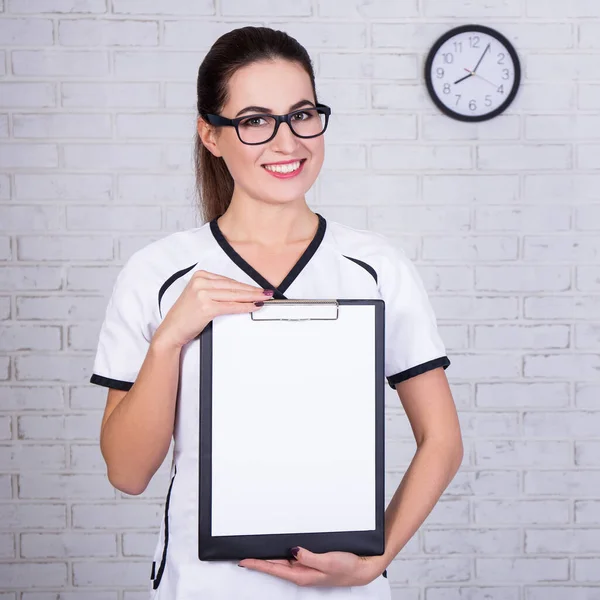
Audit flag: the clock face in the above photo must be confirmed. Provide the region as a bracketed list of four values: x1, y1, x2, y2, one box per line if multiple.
[425, 25, 521, 122]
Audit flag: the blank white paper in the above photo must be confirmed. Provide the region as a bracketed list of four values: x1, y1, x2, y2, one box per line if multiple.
[210, 303, 377, 537]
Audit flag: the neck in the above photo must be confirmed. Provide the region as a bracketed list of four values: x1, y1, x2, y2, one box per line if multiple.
[216, 191, 318, 247]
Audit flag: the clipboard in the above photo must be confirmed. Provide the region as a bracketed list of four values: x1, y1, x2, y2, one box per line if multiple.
[198, 299, 385, 561]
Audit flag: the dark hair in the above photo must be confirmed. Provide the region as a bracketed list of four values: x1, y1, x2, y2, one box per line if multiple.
[195, 26, 318, 223]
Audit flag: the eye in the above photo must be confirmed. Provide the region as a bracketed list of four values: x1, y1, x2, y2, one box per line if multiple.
[240, 115, 268, 128]
[291, 110, 312, 121]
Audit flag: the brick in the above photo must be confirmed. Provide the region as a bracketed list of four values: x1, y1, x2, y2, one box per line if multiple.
[112, 0, 213, 14]
[527, 0, 600, 16]
[321, 144, 367, 171]
[527, 588, 600, 600]
[67, 266, 121, 292]
[222, 0, 311, 15]
[372, 84, 427, 110]
[369, 206, 470, 233]
[0, 144, 58, 168]
[474, 325, 569, 349]
[19, 474, 115, 499]
[524, 174, 600, 203]
[70, 443, 104, 471]
[66, 205, 161, 231]
[432, 296, 518, 320]
[0, 17, 53, 44]
[476, 440, 571, 467]
[526, 115, 600, 140]
[429, 589, 518, 600]
[524, 354, 600, 379]
[21, 532, 117, 558]
[319, 52, 418, 80]
[58, 19, 158, 46]
[14, 113, 111, 139]
[0, 563, 67, 588]
[423, 115, 520, 141]
[315, 81, 367, 111]
[12, 50, 109, 76]
[576, 323, 600, 348]
[0, 533, 15, 558]
[424, 528, 520, 554]
[68, 322, 100, 351]
[576, 441, 600, 466]
[424, 175, 520, 204]
[525, 296, 600, 320]
[476, 558, 568, 582]
[0, 385, 64, 410]
[18, 413, 103, 441]
[528, 54, 600, 80]
[0, 443, 65, 470]
[419, 266, 473, 292]
[116, 113, 194, 139]
[423, 0, 521, 16]
[0, 82, 55, 107]
[459, 412, 520, 437]
[63, 144, 162, 170]
[372, 144, 472, 170]
[72, 503, 163, 529]
[477, 145, 571, 170]
[318, 173, 417, 206]
[114, 51, 204, 80]
[475, 382, 569, 408]
[423, 236, 518, 261]
[575, 558, 600, 582]
[15, 355, 96, 382]
[519, 83, 575, 111]
[575, 500, 600, 524]
[476, 266, 570, 292]
[387, 557, 470, 584]
[525, 471, 600, 497]
[525, 411, 600, 438]
[18, 236, 113, 261]
[576, 205, 600, 230]
[524, 236, 600, 261]
[8, 0, 107, 12]
[0, 503, 66, 528]
[268, 22, 366, 48]
[575, 384, 600, 409]
[0, 206, 63, 231]
[62, 82, 160, 108]
[447, 471, 520, 496]
[0, 325, 61, 351]
[0, 268, 62, 292]
[475, 500, 569, 524]
[475, 207, 571, 232]
[73, 560, 150, 587]
[15, 174, 112, 201]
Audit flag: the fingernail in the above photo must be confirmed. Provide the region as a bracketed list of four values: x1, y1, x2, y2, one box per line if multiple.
[238, 564, 245, 568]
[263, 290, 274, 296]
[254, 301, 265, 307]
[290, 547, 299, 558]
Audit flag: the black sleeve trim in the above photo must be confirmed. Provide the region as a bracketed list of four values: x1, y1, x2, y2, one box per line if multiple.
[387, 356, 450, 389]
[90, 374, 134, 391]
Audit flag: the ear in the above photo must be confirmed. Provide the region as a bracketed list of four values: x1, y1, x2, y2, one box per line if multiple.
[197, 116, 223, 158]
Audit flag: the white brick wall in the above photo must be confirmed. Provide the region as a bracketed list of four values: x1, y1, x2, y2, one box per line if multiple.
[1, 1, 599, 598]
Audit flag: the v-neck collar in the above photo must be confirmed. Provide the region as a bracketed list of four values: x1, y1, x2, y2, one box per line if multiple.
[209, 213, 327, 299]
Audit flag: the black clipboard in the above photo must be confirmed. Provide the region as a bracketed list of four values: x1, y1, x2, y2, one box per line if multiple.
[198, 299, 385, 561]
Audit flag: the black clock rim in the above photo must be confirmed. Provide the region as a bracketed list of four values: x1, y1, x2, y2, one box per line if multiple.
[424, 23, 522, 122]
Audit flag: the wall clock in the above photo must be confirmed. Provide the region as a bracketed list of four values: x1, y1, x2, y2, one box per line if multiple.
[424, 24, 521, 122]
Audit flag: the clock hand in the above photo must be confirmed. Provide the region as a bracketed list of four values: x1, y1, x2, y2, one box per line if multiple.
[471, 72, 499, 88]
[472, 43, 491, 73]
[454, 71, 473, 84]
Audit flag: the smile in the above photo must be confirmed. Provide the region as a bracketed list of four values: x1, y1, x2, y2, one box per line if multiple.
[262, 159, 306, 178]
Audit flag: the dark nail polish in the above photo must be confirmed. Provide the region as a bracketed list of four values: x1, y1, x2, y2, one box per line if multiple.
[254, 301, 265, 307]
[290, 547, 299, 558]
[263, 289, 274, 296]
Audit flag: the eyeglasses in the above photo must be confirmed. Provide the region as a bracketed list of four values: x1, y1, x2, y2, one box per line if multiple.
[201, 103, 332, 146]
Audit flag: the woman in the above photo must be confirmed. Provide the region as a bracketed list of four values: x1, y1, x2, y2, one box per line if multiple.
[91, 26, 463, 600]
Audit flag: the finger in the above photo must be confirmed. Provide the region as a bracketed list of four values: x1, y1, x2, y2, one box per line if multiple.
[208, 290, 274, 303]
[291, 547, 332, 572]
[194, 270, 267, 292]
[239, 560, 327, 586]
[216, 301, 269, 314]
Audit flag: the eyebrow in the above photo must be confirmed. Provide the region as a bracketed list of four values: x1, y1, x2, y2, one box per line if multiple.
[235, 99, 316, 118]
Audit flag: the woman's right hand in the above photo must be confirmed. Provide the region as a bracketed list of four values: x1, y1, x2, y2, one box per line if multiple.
[153, 270, 274, 350]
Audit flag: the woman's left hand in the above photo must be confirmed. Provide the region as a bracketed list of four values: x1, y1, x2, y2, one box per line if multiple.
[237, 546, 388, 587]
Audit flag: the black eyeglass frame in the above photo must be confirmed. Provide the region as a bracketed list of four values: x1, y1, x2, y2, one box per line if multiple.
[201, 103, 332, 146]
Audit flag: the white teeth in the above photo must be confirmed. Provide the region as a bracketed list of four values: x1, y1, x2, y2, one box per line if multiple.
[264, 160, 302, 174]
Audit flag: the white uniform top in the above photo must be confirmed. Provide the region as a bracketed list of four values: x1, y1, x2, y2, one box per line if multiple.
[90, 213, 450, 600]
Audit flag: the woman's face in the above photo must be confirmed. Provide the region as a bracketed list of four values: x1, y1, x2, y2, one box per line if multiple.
[199, 59, 325, 207]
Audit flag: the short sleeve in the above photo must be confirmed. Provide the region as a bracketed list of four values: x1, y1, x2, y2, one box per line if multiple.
[90, 255, 156, 391]
[378, 241, 450, 389]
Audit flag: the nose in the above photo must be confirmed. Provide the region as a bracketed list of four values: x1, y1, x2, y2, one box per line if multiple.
[270, 120, 299, 154]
